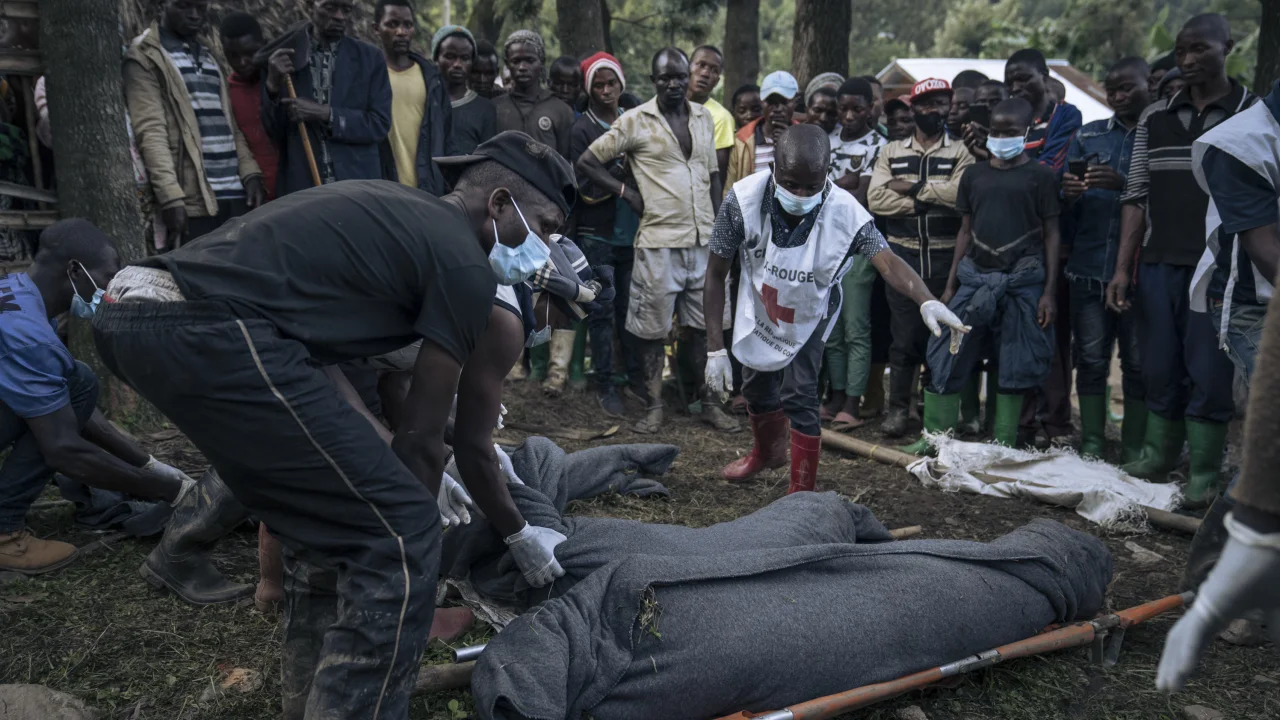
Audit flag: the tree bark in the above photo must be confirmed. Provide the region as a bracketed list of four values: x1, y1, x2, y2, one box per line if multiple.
[601, 0, 614, 54]
[468, 0, 506, 43]
[556, 0, 606, 61]
[791, 0, 851, 94]
[723, 0, 761, 105]
[40, 0, 163, 428]
[1256, 0, 1280, 93]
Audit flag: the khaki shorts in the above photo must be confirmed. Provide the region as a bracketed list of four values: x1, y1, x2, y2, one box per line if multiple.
[625, 246, 731, 340]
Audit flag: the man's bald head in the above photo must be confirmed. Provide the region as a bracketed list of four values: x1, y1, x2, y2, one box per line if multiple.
[775, 124, 830, 175]
[772, 124, 830, 205]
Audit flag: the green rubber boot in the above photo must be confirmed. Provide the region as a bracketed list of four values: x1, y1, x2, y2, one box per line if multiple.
[959, 373, 982, 435]
[528, 342, 549, 383]
[568, 321, 589, 391]
[901, 391, 960, 456]
[992, 393, 1023, 447]
[1077, 394, 1108, 459]
[1120, 397, 1148, 464]
[1121, 413, 1186, 479]
[1184, 419, 1229, 507]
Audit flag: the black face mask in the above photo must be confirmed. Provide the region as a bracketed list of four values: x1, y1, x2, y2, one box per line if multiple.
[913, 110, 945, 136]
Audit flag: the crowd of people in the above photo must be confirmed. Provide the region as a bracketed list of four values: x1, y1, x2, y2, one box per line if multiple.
[0, 0, 1278, 716]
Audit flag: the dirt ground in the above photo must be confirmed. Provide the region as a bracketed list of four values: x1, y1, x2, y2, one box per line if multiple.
[2, 376, 1277, 720]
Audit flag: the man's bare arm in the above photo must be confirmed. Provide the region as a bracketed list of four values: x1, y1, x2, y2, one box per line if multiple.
[871, 248, 938, 306]
[704, 252, 732, 353]
[394, 341, 463, 496]
[27, 407, 181, 501]
[1106, 204, 1146, 312]
[710, 171, 723, 215]
[1240, 223, 1280, 288]
[453, 308, 526, 538]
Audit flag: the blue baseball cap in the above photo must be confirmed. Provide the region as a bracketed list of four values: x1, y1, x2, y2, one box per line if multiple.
[760, 71, 799, 102]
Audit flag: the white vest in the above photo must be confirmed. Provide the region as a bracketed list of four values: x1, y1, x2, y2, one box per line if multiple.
[731, 171, 873, 371]
[1189, 98, 1278, 346]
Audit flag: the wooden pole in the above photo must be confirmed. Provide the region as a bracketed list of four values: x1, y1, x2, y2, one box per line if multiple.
[819, 430, 1202, 535]
[285, 76, 323, 188]
[412, 661, 474, 695]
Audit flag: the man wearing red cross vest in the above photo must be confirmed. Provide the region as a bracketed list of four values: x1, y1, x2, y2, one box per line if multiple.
[705, 124, 967, 493]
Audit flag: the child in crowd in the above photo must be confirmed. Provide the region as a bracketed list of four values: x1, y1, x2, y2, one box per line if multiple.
[919, 98, 1060, 448]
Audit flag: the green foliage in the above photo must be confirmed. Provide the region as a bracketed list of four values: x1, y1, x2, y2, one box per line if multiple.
[932, 0, 1025, 59]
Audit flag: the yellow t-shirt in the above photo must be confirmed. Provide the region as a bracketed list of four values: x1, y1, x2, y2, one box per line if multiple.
[703, 97, 736, 151]
[388, 64, 426, 188]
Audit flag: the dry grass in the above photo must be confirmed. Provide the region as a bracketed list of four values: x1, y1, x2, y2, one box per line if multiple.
[1, 377, 1276, 719]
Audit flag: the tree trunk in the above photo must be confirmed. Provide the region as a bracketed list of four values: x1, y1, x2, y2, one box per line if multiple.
[1256, 0, 1280, 93]
[723, 0, 761, 104]
[791, 0, 850, 94]
[601, 0, 614, 55]
[40, 0, 163, 428]
[468, 0, 505, 42]
[556, 0, 606, 61]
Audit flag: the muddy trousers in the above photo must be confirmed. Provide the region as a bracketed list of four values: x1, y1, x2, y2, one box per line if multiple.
[93, 301, 439, 720]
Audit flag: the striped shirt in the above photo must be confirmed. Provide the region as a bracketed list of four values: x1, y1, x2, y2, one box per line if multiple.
[159, 31, 244, 199]
[1120, 81, 1254, 266]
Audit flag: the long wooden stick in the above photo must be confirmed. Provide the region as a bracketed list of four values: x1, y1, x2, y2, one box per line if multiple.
[285, 76, 323, 188]
[411, 661, 474, 695]
[715, 592, 1193, 720]
[820, 430, 1202, 535]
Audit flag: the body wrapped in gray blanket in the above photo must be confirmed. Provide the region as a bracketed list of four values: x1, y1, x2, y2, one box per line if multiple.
[442, 438, 893, 609]
[472, 519, 1112, 720]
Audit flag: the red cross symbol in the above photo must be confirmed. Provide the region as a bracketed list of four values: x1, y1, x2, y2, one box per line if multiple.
[761, 284, 795, 325]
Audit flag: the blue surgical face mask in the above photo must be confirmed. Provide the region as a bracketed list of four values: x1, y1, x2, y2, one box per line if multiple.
[773, 180, 824, 216]
[68, 262, 104, 319]
[987, 133, 1027, 160]
[489, 199, 552, 285]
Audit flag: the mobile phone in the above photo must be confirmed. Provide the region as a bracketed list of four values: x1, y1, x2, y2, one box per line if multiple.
[968, 104, 990, 128]
[1068, 159, 1088, 178]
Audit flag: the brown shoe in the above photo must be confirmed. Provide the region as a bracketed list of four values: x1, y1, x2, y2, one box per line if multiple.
[0, 529, 79, 575]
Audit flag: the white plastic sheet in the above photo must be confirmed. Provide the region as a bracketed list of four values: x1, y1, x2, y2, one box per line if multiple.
[907, 434, 1183, 531]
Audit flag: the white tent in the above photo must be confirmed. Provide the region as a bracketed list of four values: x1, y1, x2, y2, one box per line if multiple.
[877, 58, 1113, 124]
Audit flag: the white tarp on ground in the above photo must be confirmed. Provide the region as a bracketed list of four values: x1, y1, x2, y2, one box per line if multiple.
[907, 435, 1183, 531]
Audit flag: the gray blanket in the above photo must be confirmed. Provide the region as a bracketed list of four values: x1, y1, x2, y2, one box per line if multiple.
[472, 518, 1112, 720]
[441, 437, 679, 604]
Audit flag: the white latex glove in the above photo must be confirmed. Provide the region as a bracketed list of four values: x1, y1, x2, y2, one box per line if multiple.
[920, 300, 971, 354]
[705, 348, 733, 401]
[437, 472, 475, 528]
[144, 456, 197, 507]
[496, 403, 508, 430]
[495, 444, 524, 485]
[1156, 513, 1280, 692]
[504, 522, 567, 587]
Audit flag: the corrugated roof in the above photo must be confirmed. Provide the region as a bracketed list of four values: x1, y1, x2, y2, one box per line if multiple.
[877, 58, 1113, 124]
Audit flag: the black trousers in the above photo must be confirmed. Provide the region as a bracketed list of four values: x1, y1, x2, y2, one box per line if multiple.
[181, 197, 250, 247]
[885, 274, 949, 406]
[94, 301, 438, 719]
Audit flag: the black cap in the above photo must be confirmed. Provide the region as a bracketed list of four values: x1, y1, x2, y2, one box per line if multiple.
[435, 131, 578, 216]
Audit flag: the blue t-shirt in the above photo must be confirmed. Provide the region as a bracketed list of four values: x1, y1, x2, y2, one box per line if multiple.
[0, 273, 75, 418]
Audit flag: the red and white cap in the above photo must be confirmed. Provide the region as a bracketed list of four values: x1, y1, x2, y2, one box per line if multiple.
[909, 78, 953, 101]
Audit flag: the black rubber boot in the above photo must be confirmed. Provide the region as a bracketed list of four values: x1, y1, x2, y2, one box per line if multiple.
[1181, 493, 1234, 592]
[281, 552, 339, 720]
[139, 469, 254, 605]
[881, 365, 918, 438]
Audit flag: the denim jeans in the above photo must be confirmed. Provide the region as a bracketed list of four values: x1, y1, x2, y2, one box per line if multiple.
[743, 316, 831, 436]
[1210, 299, 1266, 389]
[0, 360, 99, 532]
[1135, 263, 1235, 423]
[1069, 278, 1143, 400]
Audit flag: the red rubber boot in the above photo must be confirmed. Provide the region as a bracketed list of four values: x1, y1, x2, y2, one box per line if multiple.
[722, 409, 790, 481]
[787, 429, 821, 494]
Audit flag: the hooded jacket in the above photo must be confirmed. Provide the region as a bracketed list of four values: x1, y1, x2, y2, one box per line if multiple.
[123, 22, 261, 216]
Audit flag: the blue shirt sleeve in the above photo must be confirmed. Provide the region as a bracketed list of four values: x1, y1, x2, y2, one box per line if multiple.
[0, 343, 73, 418]
[1202, 146, 1278, 235]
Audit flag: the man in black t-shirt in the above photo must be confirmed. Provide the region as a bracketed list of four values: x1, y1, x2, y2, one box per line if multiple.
[923, 98, 1061, 448]
[92, 132, 575, 720]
